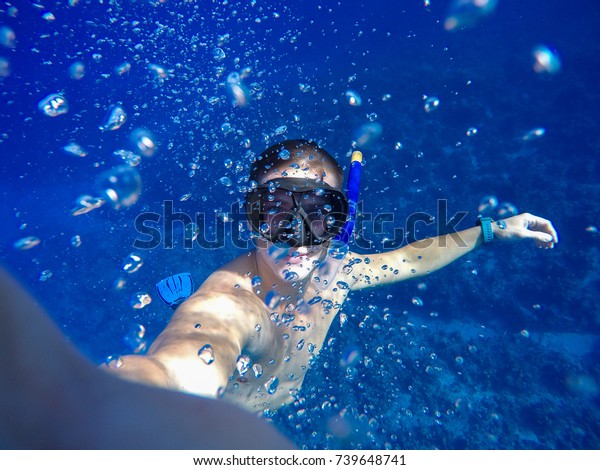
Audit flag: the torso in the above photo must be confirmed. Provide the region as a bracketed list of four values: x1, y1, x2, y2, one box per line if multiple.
[220, 251, 353, 412]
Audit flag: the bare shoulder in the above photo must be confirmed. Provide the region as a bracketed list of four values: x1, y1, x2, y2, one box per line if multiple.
[175, 251, 262, 322]
[146, 251, 273, 388]
[160, 251, 270, 352]
[194, 251, 255, 296]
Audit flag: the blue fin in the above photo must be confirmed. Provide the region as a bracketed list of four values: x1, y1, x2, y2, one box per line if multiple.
[156, 273, 194, 309]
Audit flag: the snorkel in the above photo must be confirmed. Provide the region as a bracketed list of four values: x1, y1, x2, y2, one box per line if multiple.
[334, 150, 363, 245]
[314, 150, 363, 290]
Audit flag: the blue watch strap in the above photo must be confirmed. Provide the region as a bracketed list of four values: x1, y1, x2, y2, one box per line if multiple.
[477, 217, 494, 243]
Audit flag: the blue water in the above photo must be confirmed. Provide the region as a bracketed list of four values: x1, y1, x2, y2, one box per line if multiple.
[1, 0, 599, 449]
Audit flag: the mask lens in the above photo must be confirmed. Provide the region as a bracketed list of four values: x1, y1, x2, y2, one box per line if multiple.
[301, 190, 346, 240]
[246, 181, 348, 246]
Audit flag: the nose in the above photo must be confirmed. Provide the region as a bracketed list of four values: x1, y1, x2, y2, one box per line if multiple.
[286, 211, 310, 246]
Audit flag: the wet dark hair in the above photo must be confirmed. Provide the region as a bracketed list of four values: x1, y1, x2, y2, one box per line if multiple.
[249, 139, 343, 188]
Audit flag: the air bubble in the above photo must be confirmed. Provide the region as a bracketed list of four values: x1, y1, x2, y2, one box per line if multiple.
[14, 236, 41, 250]
[423, 95, 440, 112]
[353, 122, 382, 147]
[130, 128, 157, 157]
[478, 195, 498, 215]
[213, 47, 226, 61]
[70, 235, 82, 248]
[532, 45, 561, 74]
[69, 61, 85, 80]
[236, 354, 251, 376]
[264, 376, 279, 394]
[124, 324, 147, 353]
[345, 90, 362, 106]
[71, 195, 105, 216]
[38, 93, 69, 117]
[226, 71, 250, 107]
[99, 105, 127, 131]
[96, 166, 142, 209]
[121, 253, 143, 273]
[113, 149, 141, 167]
[252, 275, 262, 288]
[0, 26, 16, 49]
[198, 344, 215, 364]
[114, 62, 131, 76]
[496, 202, 518, 218]
[265, 290, 281, 309]
[444, 0, 498, 31]
[62, 142, 88, 157]
[522, 127, 545, 141]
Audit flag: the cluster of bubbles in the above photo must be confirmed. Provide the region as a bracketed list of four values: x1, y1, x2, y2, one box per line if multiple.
[444, 0, 498, 31]
[34, 64, 158, 213]
[123, 324, 148, 353]
[353, 122, 382, 148]
[37, 96, 154, 211]
[423, 95, 440, 113]
[477, 195, 519, 219]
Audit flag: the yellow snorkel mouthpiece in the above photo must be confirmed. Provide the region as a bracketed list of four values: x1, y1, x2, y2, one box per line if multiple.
[351, 150, 363, 163]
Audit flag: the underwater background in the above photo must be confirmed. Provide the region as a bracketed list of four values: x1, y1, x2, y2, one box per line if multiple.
[0, 0, 599, 449]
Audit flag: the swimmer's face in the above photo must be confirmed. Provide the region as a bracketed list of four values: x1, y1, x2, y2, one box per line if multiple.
[255, 165, 342, 283]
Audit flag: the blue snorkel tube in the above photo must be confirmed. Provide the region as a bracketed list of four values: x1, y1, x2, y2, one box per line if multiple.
[335, 150, 363, 245]
[314, 150, 363, 290]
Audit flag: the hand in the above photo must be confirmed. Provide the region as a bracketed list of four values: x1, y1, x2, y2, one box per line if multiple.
[492, 213, 559, 249]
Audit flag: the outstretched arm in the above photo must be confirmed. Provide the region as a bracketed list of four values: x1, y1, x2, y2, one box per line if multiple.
[0, 267, 293, 449]
[348, 213, 559, 290]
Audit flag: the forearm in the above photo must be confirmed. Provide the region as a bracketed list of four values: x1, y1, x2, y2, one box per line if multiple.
[100, 354, 175, 390]
[350, 226, 484, 289]
[102, 328, 240, 398]
[403, 226, 484, 276]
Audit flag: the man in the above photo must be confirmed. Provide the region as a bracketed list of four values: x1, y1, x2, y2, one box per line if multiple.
[106, 139, 559, 412]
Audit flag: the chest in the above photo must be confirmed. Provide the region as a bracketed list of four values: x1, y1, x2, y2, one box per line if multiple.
[222, 284, 349, 411]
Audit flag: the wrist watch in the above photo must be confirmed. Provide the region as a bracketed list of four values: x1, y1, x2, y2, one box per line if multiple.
[476, 217, 494, 243]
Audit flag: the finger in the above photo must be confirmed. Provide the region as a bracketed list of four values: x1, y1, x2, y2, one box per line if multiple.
[535, 238, 555, 249]
[526, 214, 559, 243]
[530, 230, 555, 244]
